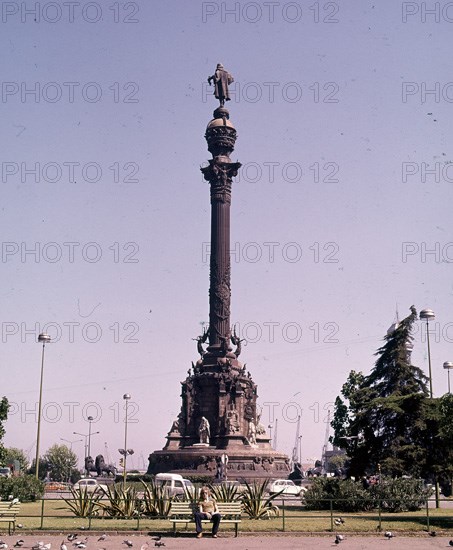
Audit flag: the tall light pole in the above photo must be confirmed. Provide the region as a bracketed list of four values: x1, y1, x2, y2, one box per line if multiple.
[35, 332, 51, 480]
[420, 308, 435, 398]
[60, 438, 82, 482]
[123, 393, 131, 486]
[74, 429, 100, 475]
[419, 308, 439, 508]
[443, 362, 453, 394]
[87, 416, 94, 459]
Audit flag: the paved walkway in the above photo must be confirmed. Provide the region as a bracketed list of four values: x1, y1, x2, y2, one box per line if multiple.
[1, 534, 452, 549]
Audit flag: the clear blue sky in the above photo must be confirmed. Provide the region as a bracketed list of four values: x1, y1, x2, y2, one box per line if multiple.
[1, 0, 453, 469]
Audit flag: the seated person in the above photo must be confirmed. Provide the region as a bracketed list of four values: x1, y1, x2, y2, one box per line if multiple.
[195, 486, 221, 538]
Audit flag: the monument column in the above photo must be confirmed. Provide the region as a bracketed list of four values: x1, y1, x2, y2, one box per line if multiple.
[147, 65, 290, 481]
[201, 102, 241, 361]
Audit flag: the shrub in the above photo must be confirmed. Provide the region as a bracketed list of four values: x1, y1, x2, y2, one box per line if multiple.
[140, 479, 173, 518]
[240, 479, 280, 519]
[0, 475, 44, 502]
[99, 484, 140, 519]
[304, 478, 342, 511]
[371, 478, 431, 512]
[62, 486, 102, 517]
[333, 479, 373, 512]
[304, 477, 431, 512]
[208, 483, 241, 503]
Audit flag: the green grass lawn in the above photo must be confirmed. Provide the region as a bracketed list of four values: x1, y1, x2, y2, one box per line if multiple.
[13, 500, 453, 533]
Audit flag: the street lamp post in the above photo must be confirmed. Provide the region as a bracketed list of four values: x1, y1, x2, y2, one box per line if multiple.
[443, 361, 453, 393]
[87, 416, 94, 459]
[60, 438, 82, 482]
[123, 393, 131, 485]
[73, 429, 100, 474]
[35, 332, 51, 480]
[420, 308, 435, 398]
[419, 308, 439, 508]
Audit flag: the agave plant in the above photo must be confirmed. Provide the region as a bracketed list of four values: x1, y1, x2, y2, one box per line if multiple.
[208, 483, 240, 502]
[183, 484, 199, 503]
[98, 483, 140, 519]
[140, 479, 173, 518]
[240, 479, 280, 519]
[62, 486, 102, 518]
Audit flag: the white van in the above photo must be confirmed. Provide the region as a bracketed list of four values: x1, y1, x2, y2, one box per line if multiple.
[154, 473, 194, 497]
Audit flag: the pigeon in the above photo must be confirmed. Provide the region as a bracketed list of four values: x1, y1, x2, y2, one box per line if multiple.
[334, 534, 344, 544]
[0, 543, 8, 550]
[429, 531, 437, 537]
[73, 543, 86, 550]
[42, 544, 52, 550]
[334, 517, 345, 525]
[98, 535, 107, 542]
[60, 541, 68, 550]
[13, 542, 24, 548]
[385, 531, 393, 539]
[449, 540, 453, 546]
[151, 536, 161, 542]
[123, 542, 133, 548]
[67, 535, 77, 542]
[154, 543, 165, 548]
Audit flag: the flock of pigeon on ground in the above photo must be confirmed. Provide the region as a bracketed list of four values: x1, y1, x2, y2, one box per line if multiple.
[0, 535, 166, 550]
[0, 517, 451, 547]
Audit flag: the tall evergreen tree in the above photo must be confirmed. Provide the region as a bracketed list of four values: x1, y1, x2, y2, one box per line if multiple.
[0, 397, 9, 466]
[332, 306, 431, 478]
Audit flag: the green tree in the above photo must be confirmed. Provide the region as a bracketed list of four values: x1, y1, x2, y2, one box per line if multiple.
[42, 444, 79, 482]
[0, 397, 9, 466]
[327, 453, 348, 473]
[436, 393, 453, 495]
[4, 447, 29, 473]
[332, 306, 431, 478]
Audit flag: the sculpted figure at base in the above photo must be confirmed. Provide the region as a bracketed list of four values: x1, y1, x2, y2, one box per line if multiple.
[95, 454, 117, 477]
[198, 416, 211, 445]
[84, 456, 97, 475]
[247, 420, 257, 445]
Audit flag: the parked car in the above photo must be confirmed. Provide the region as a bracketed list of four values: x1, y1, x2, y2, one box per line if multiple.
[154, 473, 194, 497]
[73, 478, 108, 493]
[268, 479, 302, 497]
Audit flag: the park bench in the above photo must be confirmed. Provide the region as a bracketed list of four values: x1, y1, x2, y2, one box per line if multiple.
[168, 501, 242, 537]
[0, 501, 20, 534]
